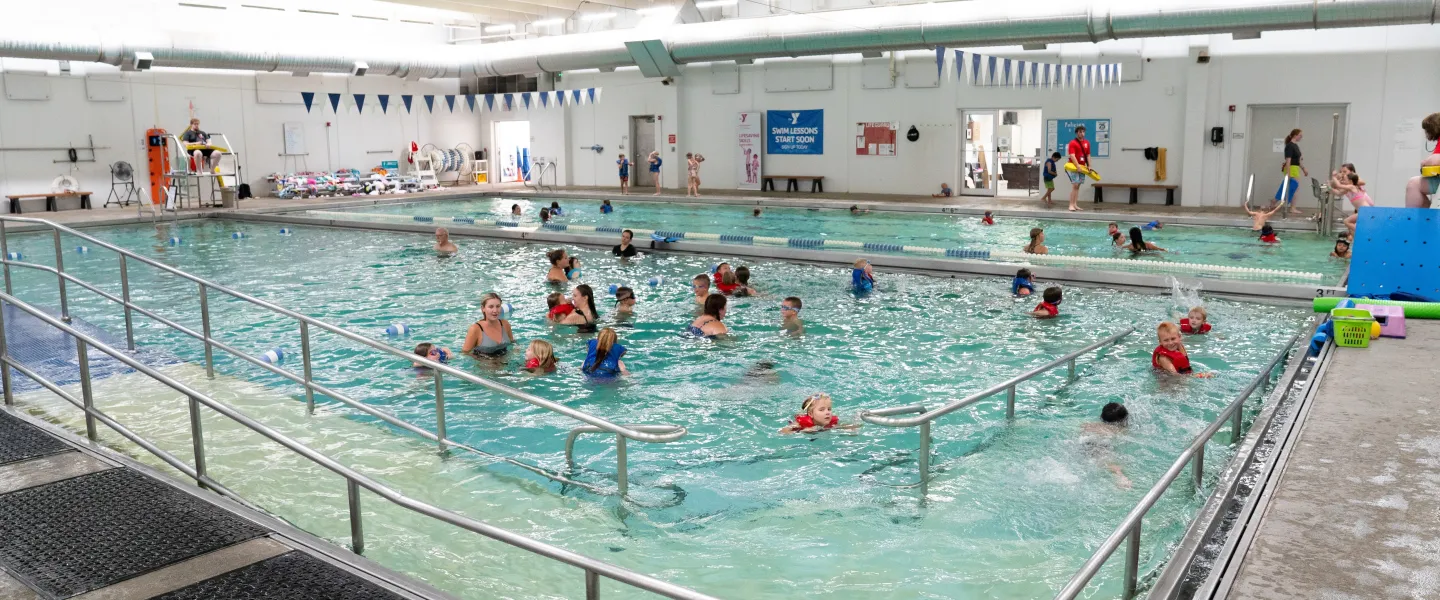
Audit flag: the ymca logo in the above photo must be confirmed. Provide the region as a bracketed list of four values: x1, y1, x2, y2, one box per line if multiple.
[790, 112, 800, 124]
[740, 113, 748, 122]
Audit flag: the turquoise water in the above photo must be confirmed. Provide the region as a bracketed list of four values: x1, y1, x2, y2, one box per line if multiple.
[336, 196, 1349, 284]
[2, 220, 1311, 599]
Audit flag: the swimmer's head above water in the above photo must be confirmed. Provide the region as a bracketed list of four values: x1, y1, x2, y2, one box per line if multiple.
[1101, 402, 1128, 424]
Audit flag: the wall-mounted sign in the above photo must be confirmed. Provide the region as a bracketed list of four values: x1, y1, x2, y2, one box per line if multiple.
[766, 109, 824, 155]
[737, 112, 762, 191]
[1047, 118, 1112, 158]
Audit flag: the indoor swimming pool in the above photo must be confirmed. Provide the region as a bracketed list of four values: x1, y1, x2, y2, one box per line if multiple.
[1, 220, 1313, 599]
[321, 196, 1350, 284]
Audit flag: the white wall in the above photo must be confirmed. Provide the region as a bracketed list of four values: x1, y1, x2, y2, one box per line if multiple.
[0, 65, 475, 199]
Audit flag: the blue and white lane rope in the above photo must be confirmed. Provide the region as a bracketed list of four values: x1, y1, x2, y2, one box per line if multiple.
[303, 210, 1324, 281]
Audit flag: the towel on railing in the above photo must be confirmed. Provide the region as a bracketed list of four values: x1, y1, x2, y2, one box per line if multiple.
[1154, 147, 1167, 181]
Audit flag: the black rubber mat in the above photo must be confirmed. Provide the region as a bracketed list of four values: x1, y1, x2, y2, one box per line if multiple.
[0, 410, 72, 467]
[0, 468, 266, 599]
[151, 551, 406, 600]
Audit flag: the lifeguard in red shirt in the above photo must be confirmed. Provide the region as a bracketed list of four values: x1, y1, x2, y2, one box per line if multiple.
[1065, 125, 1093, 212]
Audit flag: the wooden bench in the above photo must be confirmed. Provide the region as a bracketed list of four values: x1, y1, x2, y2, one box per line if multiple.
[1093, 183, 1178, 206]
[6, 191, 94, 214]
[761, 175, 824, 193]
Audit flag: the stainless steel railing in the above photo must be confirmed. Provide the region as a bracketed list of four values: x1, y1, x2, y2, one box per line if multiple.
[0, 216, 686, 495]
[1053, 330, 1303, 600]
[0, 291, 718, 600]
[860, 328, 1134, 486]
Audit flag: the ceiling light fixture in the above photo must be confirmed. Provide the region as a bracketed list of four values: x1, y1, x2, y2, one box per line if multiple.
[636, 6, 676, 15]
[694, 0, 737, 8]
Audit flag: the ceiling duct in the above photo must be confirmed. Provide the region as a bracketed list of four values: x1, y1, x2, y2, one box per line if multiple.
[0, 0, 1435, 78]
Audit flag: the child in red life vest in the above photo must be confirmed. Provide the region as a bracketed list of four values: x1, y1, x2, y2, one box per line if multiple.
[981, 211, 995, 226]
[1153, 322, 1214, 378]
[546, 292, 575, 322]
[1259, 224, 1279, 244]
[1031, 286, 1062, 319]
[780, 393, 861, 434]
[1180, 306, 1211, 334]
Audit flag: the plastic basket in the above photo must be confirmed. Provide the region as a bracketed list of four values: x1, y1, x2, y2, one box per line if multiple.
[1330, 308, 1375, 348]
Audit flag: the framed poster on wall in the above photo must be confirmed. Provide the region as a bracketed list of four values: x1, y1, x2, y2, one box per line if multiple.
[737, 112, 762, 190]
[1047, 118, 1111, 158]
[856, 122, 897, 156]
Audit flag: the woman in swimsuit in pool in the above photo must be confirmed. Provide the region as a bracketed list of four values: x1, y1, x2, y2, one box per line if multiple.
[561, 284, 600, 333]
[689, 294, 728, 337]
[462, 293, 514, 357]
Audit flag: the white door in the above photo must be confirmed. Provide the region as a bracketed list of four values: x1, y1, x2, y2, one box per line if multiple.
[493, 120, 531, 183]
[1245, 105, 1347, 209]
[961, 110, 999, 197]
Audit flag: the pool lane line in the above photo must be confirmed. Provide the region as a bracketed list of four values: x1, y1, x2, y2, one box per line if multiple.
[306, 210, 1325, 282]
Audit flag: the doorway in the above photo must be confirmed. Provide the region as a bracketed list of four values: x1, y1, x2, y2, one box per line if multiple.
[493, 120, 531, 183]
[961, 109, 1044, 198]
[1245, 105, 1347, 210]
[630, 116, 657, 188]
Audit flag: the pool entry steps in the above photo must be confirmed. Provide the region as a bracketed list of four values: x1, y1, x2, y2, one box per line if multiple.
[0, 216, 716, 600]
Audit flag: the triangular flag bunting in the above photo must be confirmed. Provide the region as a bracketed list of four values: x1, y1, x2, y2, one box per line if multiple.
[571, 89, 582, 105]
[423, 95, 435, 113]
[402, 95, 413, 113]
[540, 92, 549, 108]
[1016, 60, 1025, 87]
[1002, 58, 1011, 86]
[444, 95, 456, 112]
[485, 94, 495, 111]
[327, 93, 341, 113]
[987, 56, 997, 86]
[466, 94, 476, 112]
[936, 46, 945, 81]
[503, 93, 513, 111]
[301, 92, 315, 113]
[587, 88, 597, 104]
[522, 92, 532, 110]
[954, 50, 964, 81]
[353, 94, 365, 113]
[1031, 62, 1039, 88]
[378, 94, 389, 114]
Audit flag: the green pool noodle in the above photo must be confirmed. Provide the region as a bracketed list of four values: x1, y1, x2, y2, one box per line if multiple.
[1313, 297, 1440, 318]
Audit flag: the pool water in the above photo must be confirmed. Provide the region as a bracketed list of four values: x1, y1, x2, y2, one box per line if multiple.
[339, 197, 1350, 284]
[2, 220, 1311, 599]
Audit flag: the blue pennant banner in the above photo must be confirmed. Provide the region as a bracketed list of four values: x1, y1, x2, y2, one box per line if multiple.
[378, 94, 389, 114]
[353, 94, 365, 113]
[423, 95, 435, 113]
[327, 93, 341, 113]
[402, 95, 413, 113]
[301, 92, 315, 113]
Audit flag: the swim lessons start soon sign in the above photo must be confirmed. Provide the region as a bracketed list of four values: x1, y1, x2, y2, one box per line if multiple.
[766, 109, 824, 155]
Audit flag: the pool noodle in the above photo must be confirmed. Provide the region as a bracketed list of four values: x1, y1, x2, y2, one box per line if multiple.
[1312, 297, 1440, 318]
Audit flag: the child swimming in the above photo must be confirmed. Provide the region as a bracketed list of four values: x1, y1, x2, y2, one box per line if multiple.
[1331, 238, 1352, 259]
[411, 342, 451, 368]
[1153, 321, 1214, 377]
[981, 211, 995, 226]
[1259, 224, 1280, 244]
[614, 286, 636, 315]
[523, 340, 557, 374]
[1023, 228, 1048, 254]
[716, 270, 742, 295]
[546, 292, 575, 322]
[1012, 268, 1035, 297]
[779, 393, 860, 434]
[1243, 202, 1283, 231]
[1180, 306, 1211, 334]
[1031, 286, 1062, 319]
[1080, 402, 1132, 489]
[780, 296, 804, 336]
[692, 274, 711, 305]
[852, 259, 876, 292]
[581, 328, 628, 378]
[734, 266, 758, 296]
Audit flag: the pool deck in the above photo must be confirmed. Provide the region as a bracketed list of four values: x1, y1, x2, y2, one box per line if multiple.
[1224, 320, 1440, 600]
[7, 183, 1324, 232]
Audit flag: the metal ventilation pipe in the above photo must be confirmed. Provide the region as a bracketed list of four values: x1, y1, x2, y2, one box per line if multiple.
[0, 0, 1437, 78]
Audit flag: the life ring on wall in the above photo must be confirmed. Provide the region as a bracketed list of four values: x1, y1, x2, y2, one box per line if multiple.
[51, 174, 80, 193]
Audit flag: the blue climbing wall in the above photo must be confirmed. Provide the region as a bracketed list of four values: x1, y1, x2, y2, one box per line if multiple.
[1348, 207, 1440, 300]
[2, 303, 177, 393]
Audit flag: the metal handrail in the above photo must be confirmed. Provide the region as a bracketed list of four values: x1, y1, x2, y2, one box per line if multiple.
[1053, 330, 1302, 600]
[0, 292, 718, 600]
[859, 328, 1134, 486]
[0, 216, 686, 494]
[565, 424, 685, 496]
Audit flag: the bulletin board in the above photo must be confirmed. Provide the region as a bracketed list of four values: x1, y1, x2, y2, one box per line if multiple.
[1046, 118, 1111, 158]
[856, 122, 897, 156]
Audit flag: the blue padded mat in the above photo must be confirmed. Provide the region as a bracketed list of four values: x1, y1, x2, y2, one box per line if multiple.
[2, 303, 178, 394]
[1348, 208, 1440, 299]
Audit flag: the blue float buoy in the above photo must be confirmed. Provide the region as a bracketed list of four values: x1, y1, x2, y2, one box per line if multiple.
[168, 237, 181, 246]
[385, 323, 410, 336]
[5, 252, 21, 261]
[262, 348, 285, 364]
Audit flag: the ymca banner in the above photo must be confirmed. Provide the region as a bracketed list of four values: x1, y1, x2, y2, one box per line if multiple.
[766, 109, 824, 155]
[737, 112, 762, 190]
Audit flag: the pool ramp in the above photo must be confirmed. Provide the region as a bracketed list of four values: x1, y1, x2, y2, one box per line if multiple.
[2, 302, 178, 394]
[0, 408, 440, 600]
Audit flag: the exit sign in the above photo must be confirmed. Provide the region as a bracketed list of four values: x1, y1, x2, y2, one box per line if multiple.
[668, 134, 677, 144]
